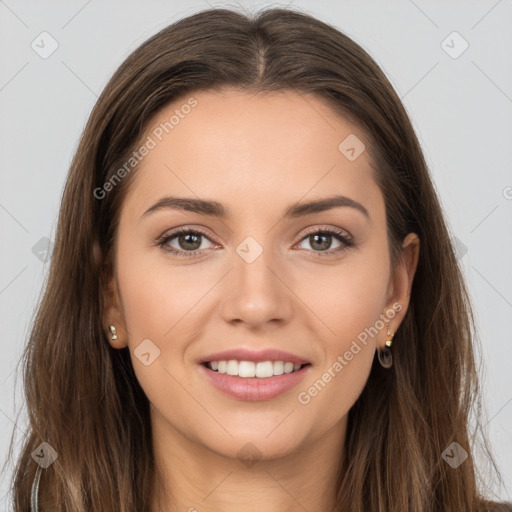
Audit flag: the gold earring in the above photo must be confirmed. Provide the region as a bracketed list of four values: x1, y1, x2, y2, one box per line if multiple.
[385, 326, 394, 348]
[109, 325, 118, 341]
[377, 325, 394, 369]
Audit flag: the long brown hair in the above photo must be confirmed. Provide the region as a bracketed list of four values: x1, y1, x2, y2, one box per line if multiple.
[5, 6, 510, 511]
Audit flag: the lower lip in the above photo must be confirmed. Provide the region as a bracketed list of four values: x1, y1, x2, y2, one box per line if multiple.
[198, 364, 311, 401]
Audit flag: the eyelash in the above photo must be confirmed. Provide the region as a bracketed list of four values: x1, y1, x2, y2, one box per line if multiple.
[156, 226, 354, 258]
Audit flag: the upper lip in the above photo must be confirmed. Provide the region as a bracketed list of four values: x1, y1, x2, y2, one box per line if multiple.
[198, 348, 310, 366]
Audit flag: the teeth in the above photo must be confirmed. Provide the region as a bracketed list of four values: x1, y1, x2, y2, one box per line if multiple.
[256, 361, 273, 378]
[239, 361, 256, 378]
[226, 360, 239, 375]
[206, 360, 305, 378]
[273, 361, 284, 375]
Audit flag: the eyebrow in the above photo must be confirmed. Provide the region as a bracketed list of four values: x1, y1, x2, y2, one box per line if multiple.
[141, 194, 370, 222]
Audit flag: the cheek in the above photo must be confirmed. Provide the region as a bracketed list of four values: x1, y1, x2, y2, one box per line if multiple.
[115, 246, 224, 400]
[117, 246, 210, 342]
[295, 249, 390, 346]
[297, 342, 375, 434]
[293, 252, 389, 426]
[296, 290, 381, 432]
[115, 252, 208, 432]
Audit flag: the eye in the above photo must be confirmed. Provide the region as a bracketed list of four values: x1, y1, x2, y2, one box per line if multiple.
[156, 227, 217, 257]
[295, 226, 354, 257]
[156, 225, 354, 258]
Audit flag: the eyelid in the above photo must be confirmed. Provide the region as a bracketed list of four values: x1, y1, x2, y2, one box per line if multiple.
[298, 224, 352, 242]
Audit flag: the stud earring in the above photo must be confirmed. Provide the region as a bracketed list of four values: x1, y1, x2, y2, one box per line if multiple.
[377, 325, 394, 369]
[109, 325, 118, 341]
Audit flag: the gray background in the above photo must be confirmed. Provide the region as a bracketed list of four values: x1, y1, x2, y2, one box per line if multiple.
[1, 0, 511, 507]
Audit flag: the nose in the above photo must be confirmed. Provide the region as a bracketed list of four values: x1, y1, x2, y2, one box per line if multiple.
[219, 239, 294, 330]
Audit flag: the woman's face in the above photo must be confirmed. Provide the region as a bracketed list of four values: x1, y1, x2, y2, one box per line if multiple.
[103, 88, 418, 462]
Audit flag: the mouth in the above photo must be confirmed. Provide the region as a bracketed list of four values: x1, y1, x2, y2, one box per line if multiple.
[198, 360, 312, 401]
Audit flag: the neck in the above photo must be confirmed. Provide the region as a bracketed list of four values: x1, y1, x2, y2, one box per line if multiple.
[149, 408, 347, 512]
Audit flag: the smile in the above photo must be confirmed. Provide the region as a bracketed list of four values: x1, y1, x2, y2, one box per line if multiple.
[199, 360, 312, 401]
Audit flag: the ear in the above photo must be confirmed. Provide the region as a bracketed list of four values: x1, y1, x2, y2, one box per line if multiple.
[97, 242, 129, 349]
[380, 232, 420, 346]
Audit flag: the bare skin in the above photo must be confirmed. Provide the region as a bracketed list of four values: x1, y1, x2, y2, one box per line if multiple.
[101, 88, 420, 512]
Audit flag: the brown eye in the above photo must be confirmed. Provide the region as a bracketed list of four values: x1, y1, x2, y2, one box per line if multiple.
[175, 232, 202, 251]
[296, 227, 354, 257]
[306, 233, 338, 251]
[157, 228, 215, 256]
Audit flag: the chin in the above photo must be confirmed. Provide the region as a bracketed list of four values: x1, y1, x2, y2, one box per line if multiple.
[193, 418, 310, 462]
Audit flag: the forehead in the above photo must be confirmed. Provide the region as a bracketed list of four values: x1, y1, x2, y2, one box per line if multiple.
[122, 88, 382, 220]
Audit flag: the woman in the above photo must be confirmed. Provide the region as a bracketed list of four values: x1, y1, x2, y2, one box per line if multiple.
[6, 6, 511, 511]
